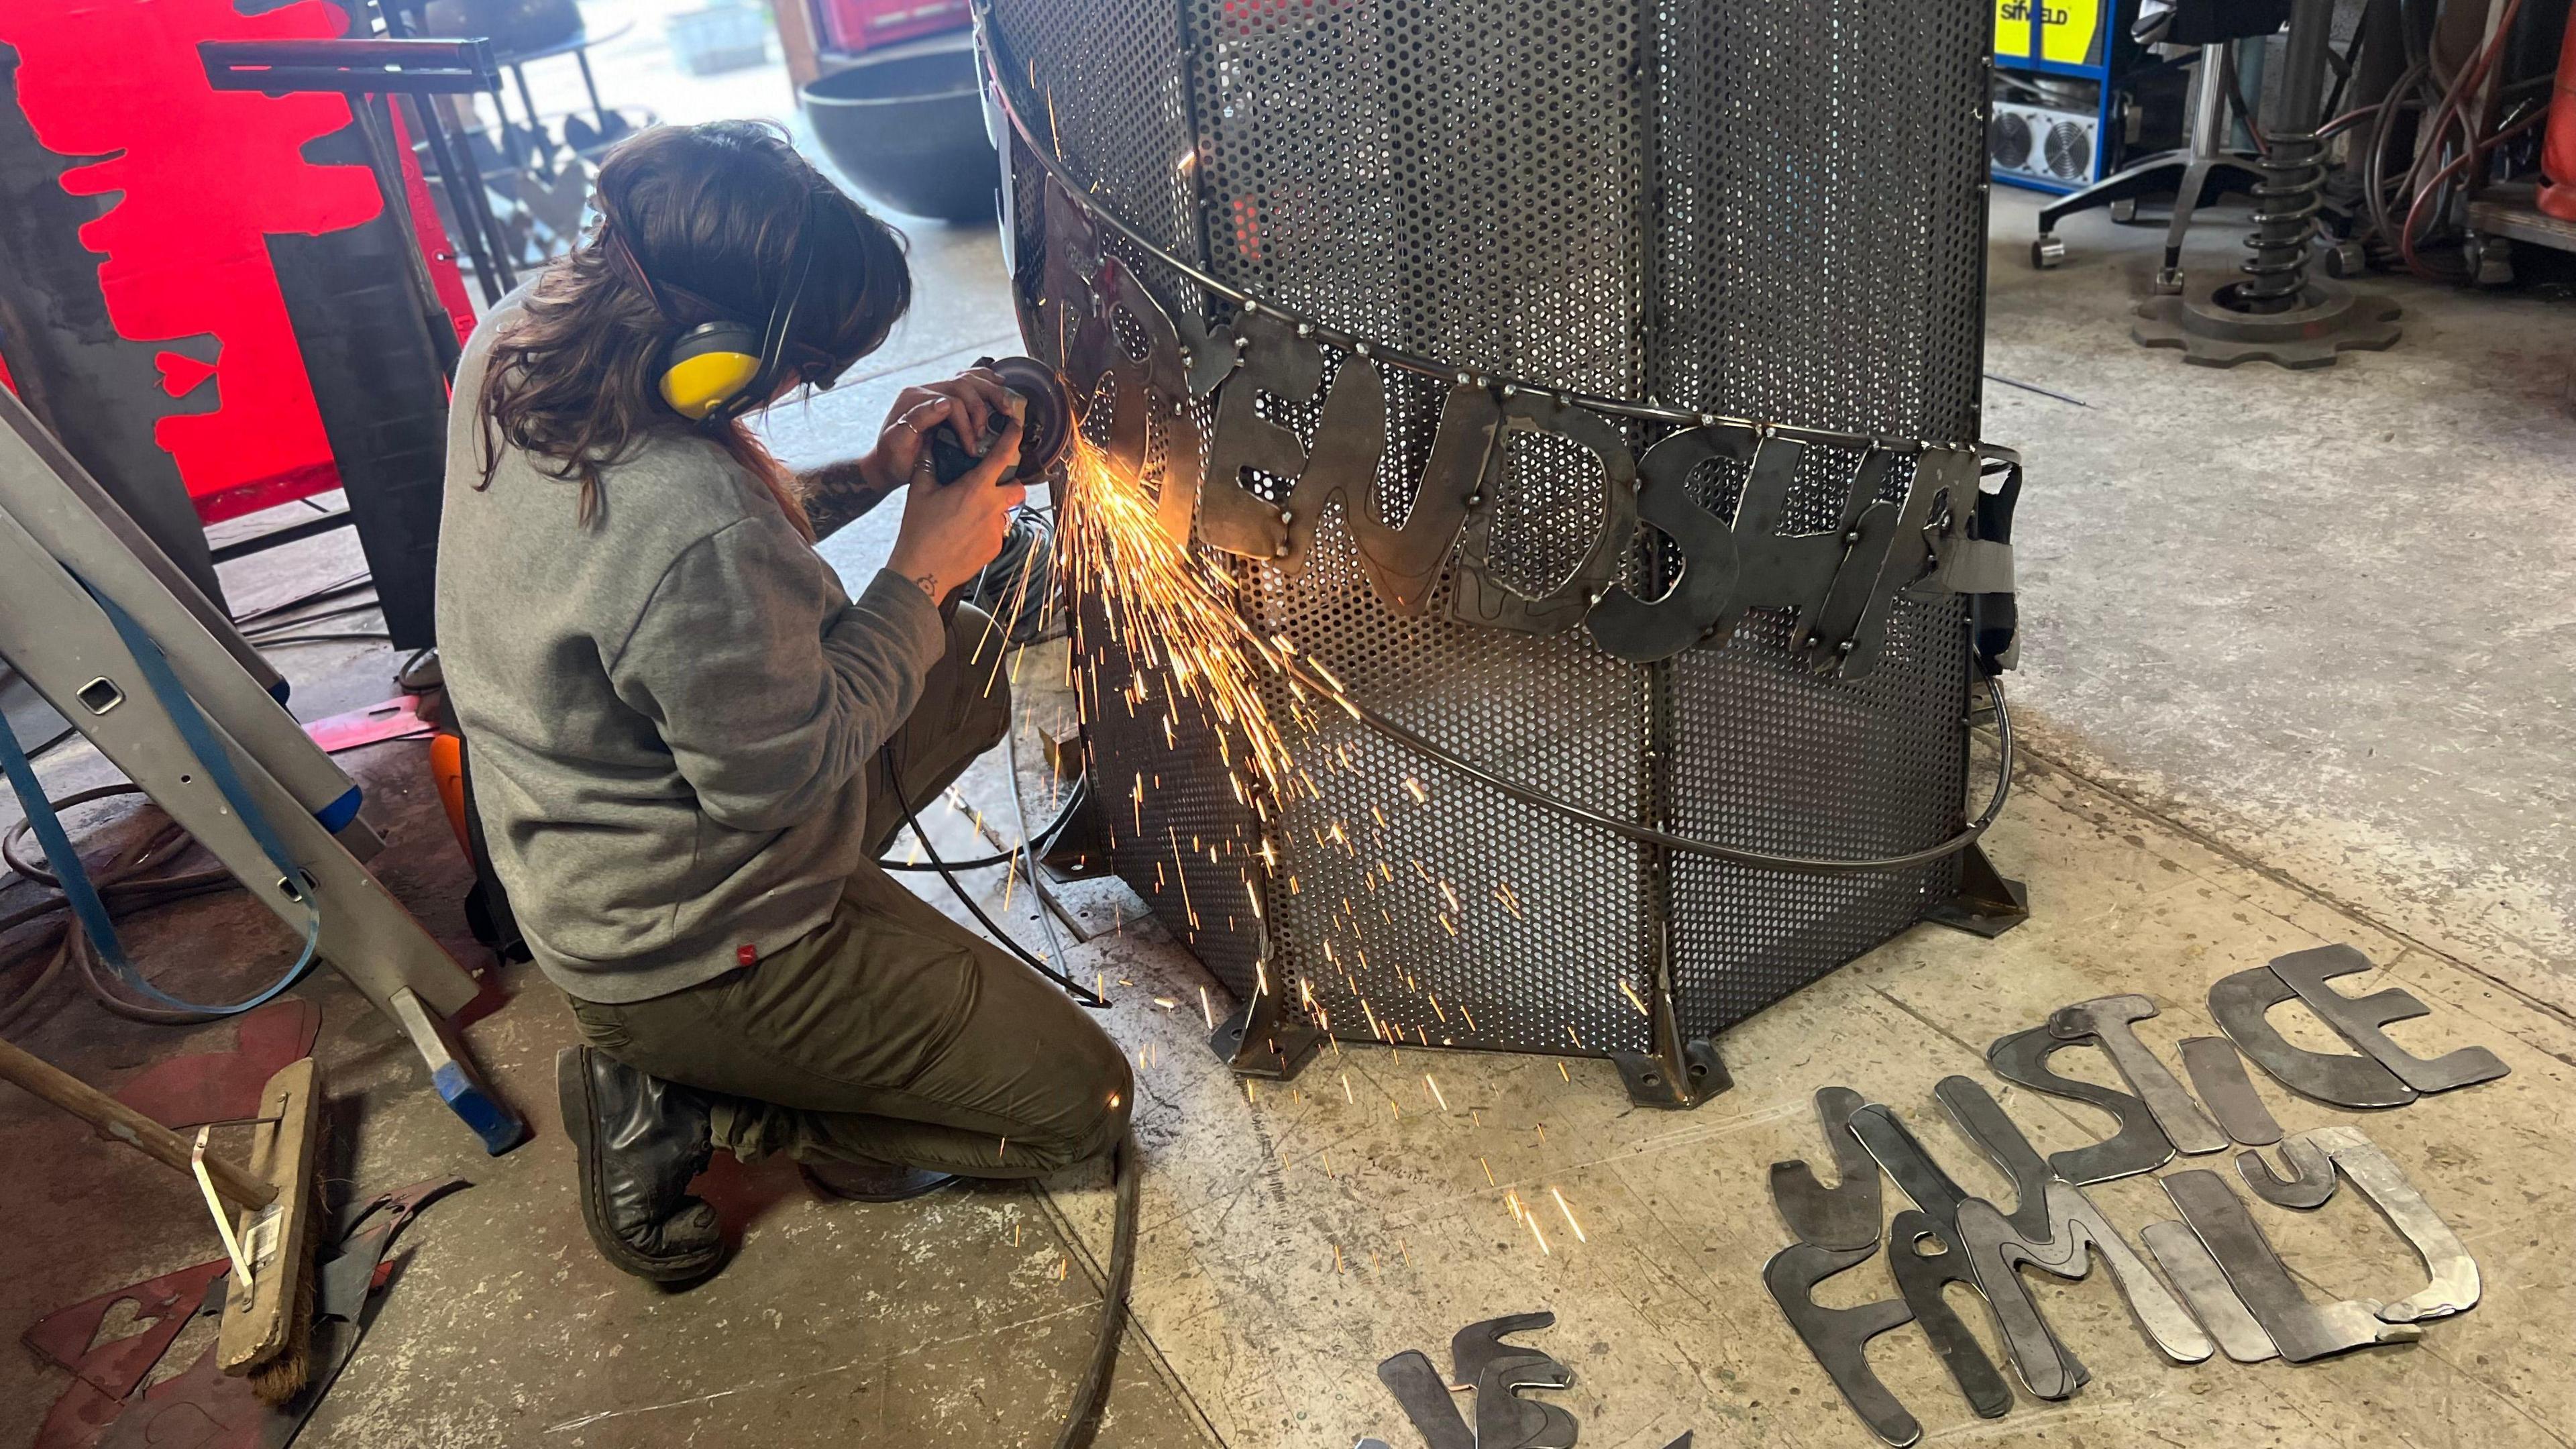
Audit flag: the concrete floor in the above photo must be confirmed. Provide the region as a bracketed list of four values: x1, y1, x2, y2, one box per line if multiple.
[3, 19, 2573, 1449]
[1986, 188, 2576, 1022]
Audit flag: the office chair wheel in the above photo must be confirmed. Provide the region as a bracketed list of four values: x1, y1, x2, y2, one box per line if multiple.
[2109, 198, 2139, 223]
[2321, 238, 2366, 279]
[2031, 235, 2066, 270]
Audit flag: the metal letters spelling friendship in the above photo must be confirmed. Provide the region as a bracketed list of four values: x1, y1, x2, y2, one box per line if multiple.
[1025, 180, 1986, 680]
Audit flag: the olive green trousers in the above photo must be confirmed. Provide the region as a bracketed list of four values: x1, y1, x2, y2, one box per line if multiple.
[570, 604, 1132, 1177]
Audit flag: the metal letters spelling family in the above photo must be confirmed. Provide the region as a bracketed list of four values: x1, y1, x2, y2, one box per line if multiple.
[1024, 180, 1988, 680]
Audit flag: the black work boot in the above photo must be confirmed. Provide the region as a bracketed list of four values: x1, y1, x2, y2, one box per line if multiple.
[557, 1046, 725, 1283]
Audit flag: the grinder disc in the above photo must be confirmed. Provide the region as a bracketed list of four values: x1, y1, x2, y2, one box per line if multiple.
[983, 356, 1075, 481]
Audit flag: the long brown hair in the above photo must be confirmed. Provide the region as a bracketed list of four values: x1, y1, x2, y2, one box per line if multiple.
[474, 121, 910, 538]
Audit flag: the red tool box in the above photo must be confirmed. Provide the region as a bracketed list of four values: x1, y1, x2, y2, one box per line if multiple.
[815, 0, 971, 55]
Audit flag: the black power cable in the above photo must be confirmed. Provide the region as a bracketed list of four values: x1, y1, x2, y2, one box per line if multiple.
[1051, 1130, 1139, 1449]
[878, 741, 1106, 1008]
[0, 784, 272, 1028]
[875, 775, 1087, 873]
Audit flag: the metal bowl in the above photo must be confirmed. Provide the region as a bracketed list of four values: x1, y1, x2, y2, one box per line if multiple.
[800, 39, 997, 224]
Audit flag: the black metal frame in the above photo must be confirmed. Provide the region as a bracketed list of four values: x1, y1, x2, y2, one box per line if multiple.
[203, 35, 516, 307]
[197, 32, 488, 639]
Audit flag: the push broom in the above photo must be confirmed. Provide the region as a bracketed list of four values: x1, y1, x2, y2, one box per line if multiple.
[0, 1034, 325, 1403]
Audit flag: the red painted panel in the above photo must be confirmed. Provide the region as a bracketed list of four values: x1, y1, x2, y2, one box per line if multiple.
[388, 98, 477, 348]
[0, 0, 386, 523]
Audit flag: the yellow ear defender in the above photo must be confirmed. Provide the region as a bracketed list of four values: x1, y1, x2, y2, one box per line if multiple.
[604, 192, 830, 425]
[658, 321, 765, 421]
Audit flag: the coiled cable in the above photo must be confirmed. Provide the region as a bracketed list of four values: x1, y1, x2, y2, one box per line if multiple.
[0, 786, 261, 1029]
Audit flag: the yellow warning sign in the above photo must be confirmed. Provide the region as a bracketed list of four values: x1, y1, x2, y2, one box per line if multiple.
[1995, 0, 2104, 66]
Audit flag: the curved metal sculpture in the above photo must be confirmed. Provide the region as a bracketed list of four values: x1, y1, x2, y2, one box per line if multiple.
[985, 0, 2016, 1099]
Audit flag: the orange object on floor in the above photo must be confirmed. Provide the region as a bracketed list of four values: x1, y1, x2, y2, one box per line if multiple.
[2541, 9, 2576, 219]
[430, 731, 472, 860]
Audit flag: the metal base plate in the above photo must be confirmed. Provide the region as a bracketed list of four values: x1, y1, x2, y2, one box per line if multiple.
[1214, 996, 1325, 1081]
[2133, 276, 2402, 369]
[1923, 843, 2028, 938]
[1610, 1039, 1731, 1110]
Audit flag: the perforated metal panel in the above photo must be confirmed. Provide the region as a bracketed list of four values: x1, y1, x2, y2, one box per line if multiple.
[994, 0, 1994, 1069]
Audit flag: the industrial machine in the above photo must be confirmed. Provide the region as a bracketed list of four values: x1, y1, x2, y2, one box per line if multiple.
[1991, 0, 2176, 195]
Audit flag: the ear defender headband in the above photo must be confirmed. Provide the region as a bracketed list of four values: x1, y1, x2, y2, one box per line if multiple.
[604, 192, 843, 423]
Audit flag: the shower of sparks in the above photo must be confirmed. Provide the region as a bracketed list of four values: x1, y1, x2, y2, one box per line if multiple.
[1055, 436, 1313, 801]
[1424, 1074, 1449, 1112]
[1052, 409, 1609, 1091]
[1619, 981, 1651, 1018]
[1551, 1187, 1588, 1243]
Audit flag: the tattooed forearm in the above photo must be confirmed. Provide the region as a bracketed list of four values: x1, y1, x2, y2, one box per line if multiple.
[799, 459, 896, 542]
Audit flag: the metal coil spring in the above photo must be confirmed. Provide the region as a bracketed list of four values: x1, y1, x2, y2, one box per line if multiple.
[2239, 128, 2326, 308]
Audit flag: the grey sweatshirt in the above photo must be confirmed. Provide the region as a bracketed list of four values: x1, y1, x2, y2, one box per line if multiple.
[435, 293, 943, 1002]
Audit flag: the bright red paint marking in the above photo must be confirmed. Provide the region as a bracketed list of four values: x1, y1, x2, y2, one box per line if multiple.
[0, 0, 384, 522]
[154, 348, 216, 398]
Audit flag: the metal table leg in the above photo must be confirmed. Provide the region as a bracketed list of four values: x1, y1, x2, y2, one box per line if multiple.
[576, 48, 612, 130]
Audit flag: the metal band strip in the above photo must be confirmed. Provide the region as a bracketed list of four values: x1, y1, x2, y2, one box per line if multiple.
[1270, 655, 2015, 876]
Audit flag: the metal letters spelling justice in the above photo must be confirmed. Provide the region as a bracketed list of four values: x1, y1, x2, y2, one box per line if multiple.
[1023, 180, 1987, 680]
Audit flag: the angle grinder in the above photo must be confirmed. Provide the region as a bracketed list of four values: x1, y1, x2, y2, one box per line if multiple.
[926, 356, 1073, 641]
[926, 355, 1075, 486]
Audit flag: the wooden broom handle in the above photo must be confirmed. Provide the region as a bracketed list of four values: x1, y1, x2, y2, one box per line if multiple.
[0, 1035, 276, 1210]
